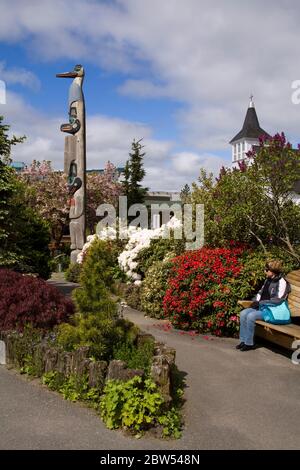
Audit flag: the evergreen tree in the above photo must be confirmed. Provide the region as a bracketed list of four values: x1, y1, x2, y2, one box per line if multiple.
[0, 116, 51, 277]
[60, 239, 125, 360]
[122, 160, 131, 198]
[123, 138, 148, 207]
[0, 115, 25, 244]
[0, 115, 25, 163]
[180, 183, 191, 203]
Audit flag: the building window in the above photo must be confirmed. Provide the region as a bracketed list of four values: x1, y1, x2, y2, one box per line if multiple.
[241, 141, 245, 159]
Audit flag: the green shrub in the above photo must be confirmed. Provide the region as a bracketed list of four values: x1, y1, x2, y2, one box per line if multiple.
[65, 263, 82, 283]
[56, 238, 130, 360]
[113, 338, 154, 373]
[42, 371, 64, 390]
[56, 314, 140, 362]
[122, 283, 142, 310]
[74, 239, 117, 317]
[100, 376, 164, 433]
[42, 371, 102, 407]
[136, 237, 184, 276]
[8, 325, 44, 373]
[141, 260, 173, 318]
[55, 320, 82, 351]
[55, 237, 146, 361]
[158, 407, 182, 439]
[57, 315, 118, 360]
[107, 239, 128, 284]
[0, 205, 51, 279]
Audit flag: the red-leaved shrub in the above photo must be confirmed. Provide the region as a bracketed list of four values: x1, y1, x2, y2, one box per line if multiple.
[163, 246, 245, 335]
[0, 269, 74, 330]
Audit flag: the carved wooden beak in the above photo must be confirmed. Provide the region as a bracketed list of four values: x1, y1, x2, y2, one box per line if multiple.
[56, 71, 78, 78]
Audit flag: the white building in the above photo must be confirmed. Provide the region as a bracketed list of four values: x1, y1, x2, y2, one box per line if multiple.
[145, 191, 181, 228]
[230, 96, 270, 168]
[230, 96, 300, 205]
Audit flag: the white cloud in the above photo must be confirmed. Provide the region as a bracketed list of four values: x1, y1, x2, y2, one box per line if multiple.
[2, 89, 228, 190]
[1, 90, 194, 190]
[118, 79, 171, 99]
[1, 0, 300, 148]
[1, 0, 300, 186]
[0, 61, 40, 90]
[143, 139, 174, 160]
[172, 151, 226, 176]
[143, 153, 229, 191]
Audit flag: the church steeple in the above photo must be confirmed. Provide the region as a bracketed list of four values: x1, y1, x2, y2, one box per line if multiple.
[230, 96, 270, 166]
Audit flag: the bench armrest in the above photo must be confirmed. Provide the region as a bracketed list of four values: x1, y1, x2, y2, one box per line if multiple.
[238, 300, 253, 308]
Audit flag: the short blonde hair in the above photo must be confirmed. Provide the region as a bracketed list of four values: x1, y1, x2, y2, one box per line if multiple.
[265, 259, 283, 274]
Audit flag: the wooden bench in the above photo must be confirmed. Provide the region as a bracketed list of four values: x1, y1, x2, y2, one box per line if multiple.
[255, 269, 300, 349]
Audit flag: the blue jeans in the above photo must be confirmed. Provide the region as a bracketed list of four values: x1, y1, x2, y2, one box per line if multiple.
[239, 308, 263, 346]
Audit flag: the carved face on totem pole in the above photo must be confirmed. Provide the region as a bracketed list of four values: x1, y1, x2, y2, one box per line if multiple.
[56, 64, 86, 262]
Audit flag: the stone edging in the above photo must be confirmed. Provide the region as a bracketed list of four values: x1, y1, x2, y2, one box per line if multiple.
[0, 331, 176, 403]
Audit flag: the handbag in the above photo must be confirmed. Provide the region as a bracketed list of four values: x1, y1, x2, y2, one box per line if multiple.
[259, 300, 291, 325]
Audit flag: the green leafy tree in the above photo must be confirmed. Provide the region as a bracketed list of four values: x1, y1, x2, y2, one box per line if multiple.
[247, 133, 300, 259]
[191, 133, 300, 260]
[191, 169, 220, 244]
[122, 139, 148, 207]
[0, 161, 17, 243]
[208, 166, 270, 248]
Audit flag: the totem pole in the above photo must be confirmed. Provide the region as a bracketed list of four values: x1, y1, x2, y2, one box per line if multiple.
[56, 65, 86, 263]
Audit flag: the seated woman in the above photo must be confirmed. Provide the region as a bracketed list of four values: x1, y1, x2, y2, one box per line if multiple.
[237, 259, 291, 351]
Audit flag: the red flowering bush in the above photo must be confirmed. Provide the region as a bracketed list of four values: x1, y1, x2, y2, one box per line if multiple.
[0, 269, 74, 331]
[162, 245, 299, 337]
[163, 246, 245, 336]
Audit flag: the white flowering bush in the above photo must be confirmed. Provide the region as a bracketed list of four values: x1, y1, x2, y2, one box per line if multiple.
[77, 234, 98, 264]
[118, 218, 182, 284]
[77, 227, 118, 264]
[77, 218, 182, 285]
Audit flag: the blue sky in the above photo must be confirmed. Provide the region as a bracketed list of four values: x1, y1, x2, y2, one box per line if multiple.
[1, 47, 180, 136]
[0, 0, 300, 190]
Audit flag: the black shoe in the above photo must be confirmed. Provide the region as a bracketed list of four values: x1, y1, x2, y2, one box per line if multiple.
[240, 344, 255, 351]
[236, 342, 245, 350]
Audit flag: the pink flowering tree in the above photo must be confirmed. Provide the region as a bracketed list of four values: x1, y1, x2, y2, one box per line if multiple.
[22, 161, 69, 251]
[86, 161, 123, 234]
[21, 160, 123, 250]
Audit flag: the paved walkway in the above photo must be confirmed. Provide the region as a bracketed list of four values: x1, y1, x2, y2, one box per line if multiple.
[1, 276, 300, 449]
